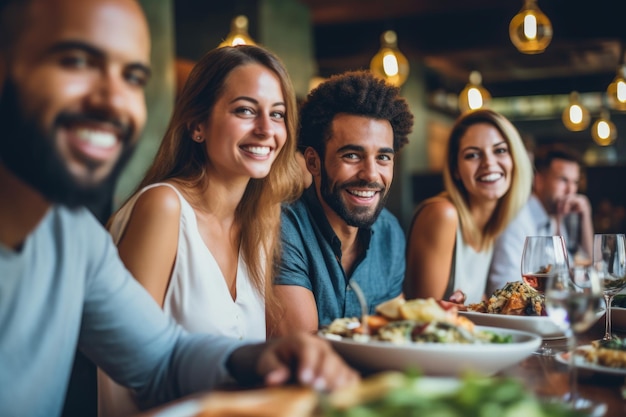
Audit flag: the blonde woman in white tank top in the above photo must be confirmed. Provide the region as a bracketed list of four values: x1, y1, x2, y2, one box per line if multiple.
[97, 45, 303, 417]
[405, 109, 532, 305]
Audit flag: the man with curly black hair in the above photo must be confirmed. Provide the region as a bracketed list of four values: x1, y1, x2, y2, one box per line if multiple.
[272, 70, 414, 335]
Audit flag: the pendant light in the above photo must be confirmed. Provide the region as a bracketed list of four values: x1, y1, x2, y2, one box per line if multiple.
[218, 15, 256, 48]
[607, 64, 626, 111]
[369, 30, 409, 87]
[509, 0, 553, 54]
[591, 109, 617, 146]
[562, 92, 590, 131]
[458, 71, 491, 113]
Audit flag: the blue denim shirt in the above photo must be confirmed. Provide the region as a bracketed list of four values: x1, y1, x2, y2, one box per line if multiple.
[276, 186, 405, 326]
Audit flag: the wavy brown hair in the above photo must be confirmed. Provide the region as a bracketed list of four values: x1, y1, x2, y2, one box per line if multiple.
[130, 45, 303, 328]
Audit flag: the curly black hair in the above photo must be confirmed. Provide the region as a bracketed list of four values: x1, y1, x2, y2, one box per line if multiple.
[298, 70, 413, 157]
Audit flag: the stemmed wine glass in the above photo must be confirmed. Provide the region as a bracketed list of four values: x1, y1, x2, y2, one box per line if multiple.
[593, 233, 626, 341]
[544, 264, 606, 415]
[521, 236, 569, 355]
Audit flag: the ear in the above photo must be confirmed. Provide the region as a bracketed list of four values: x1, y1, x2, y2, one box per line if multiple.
[304, 147, 321, 177]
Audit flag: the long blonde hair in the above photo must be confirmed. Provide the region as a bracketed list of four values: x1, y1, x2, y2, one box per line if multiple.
[129, 45, 303, 326]
[443, 109, 532, 250]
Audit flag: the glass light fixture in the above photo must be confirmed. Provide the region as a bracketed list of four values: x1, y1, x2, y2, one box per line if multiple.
[369, 30, 409, 87]
[607, 64, 626, 111]
[509, 0, 553, 54]
[218, 15, 256, 48]
[562, 91, 590, 131]
[458, 71, 491, 113]
[591, 109, 617, 146]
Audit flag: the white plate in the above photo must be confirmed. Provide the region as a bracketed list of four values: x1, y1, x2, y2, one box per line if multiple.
[321, 325, 540, 377]
[459, 311, 565, 339]
[555, 346, 626, 377]
[459, 310, 605, 339]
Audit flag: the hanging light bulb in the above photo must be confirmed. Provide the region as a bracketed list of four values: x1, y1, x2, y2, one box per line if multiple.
[592, 109, 617, 146]
[369, 30, 410, 87]
[562, 91, 590, 131]
[218, 15, 256, 48]
[607, 64, 626, 111]
[458, 71, 491, 113]
[509, 0, 553, 54]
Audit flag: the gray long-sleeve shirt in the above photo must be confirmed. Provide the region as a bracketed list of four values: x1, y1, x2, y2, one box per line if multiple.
[0, 206, 245, 417]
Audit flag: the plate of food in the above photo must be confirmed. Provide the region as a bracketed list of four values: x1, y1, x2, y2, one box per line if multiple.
[555, 337, 626, 377]
[462, 281, 604, 339]
[319, 298, 540, 376]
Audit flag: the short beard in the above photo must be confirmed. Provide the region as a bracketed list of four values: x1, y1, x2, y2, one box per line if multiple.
[319, 165, 388, 229]
[0, 78, 136, 208]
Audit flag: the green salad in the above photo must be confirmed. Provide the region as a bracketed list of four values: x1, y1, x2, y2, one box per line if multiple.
[323, 371, 586, 417]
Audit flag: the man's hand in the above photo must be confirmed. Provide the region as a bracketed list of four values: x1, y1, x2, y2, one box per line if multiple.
[227, 332, 360, 391]
[556, 193, 591, 217]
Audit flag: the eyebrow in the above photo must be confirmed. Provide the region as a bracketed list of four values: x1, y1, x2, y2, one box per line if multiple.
[336, 144, 395, 154]
[46, 40, 152, 79]
[461, 140, 508, 152]
[229, 95, 285, 107]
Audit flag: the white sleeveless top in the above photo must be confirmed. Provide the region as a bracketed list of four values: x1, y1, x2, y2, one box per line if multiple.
[450, 226, 493, 304]
[98, 182, 265, 417]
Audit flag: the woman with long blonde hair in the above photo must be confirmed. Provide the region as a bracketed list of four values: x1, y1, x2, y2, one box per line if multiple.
[98, 44, 303, 417]
[405, 109, 532, 304]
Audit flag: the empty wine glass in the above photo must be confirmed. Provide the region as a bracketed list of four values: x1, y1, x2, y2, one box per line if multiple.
[593, 233, 626, 341]
[545, 264, 606, 415]
[521, 236, 569, 355]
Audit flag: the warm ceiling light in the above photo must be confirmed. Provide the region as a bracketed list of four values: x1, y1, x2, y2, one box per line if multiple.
[607, 64, 626, 111]
[562, 91, 590, 131]
[458, 71, 491, 113]
[369, 30, 409, 87]
[592, 109, 617, 146]
[509, 0, 553, 54]
[218, 15, 256, 48]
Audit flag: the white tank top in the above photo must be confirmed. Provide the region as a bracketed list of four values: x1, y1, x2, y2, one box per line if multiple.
[98, 182, 265, 417]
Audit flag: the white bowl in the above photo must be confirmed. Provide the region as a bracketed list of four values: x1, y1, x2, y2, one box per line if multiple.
[321, 326, 540, 377]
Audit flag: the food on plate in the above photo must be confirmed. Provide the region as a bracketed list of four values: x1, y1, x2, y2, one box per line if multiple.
[323, 371, 585, 417]
[468, 281, 546, 316]
[322, 297, 511, 345]
[579, 336, 626, 369]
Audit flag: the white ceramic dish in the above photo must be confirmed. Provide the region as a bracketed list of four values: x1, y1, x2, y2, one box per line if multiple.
[459, 311, 565, 339]
[320, 325, 540, 376]
[555, 346, 626, 377]
[459, 310, 605, 339]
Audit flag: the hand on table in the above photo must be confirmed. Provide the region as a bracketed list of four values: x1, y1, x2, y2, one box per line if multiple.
[227, 332, 360, 392]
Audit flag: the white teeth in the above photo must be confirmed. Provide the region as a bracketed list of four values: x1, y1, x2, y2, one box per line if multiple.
[76, 129, 116, 148]
[242, 146, 270, 156]
[349, 190, 376, 198]
[478, 173, 502, 182]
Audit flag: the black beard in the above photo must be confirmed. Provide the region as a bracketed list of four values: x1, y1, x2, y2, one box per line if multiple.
[319, 164, 388, 229]
[0, 78, 136, 208]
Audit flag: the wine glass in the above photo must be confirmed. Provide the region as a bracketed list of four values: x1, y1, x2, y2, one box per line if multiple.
[593, 233, 626, 341]
[521, 236, 569, 355]
[544, 264, 606, 415]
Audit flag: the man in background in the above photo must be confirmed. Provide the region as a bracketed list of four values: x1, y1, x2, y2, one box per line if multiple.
[488, 144, 594, 294]
[0, 0, 357, 415]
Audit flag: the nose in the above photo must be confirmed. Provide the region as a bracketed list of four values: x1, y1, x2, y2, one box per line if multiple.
[254, 113, 275, 139]
[357, 156, 380, 183]
[85, 69, 127, 118]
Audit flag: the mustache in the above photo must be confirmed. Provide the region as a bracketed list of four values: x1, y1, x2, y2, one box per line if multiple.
[55, 112, 132, 141]
[339, 180, 385, 191]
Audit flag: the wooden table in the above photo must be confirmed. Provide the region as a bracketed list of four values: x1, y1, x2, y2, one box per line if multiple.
[138, 321, 626, 417]
[498, 321, 626, 417]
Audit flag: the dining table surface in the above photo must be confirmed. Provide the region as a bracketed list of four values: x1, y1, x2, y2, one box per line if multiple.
[136, 318, 626, 417]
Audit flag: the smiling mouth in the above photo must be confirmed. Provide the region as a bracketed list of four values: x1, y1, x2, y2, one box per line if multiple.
[347, 189, 378, 198]
[477, 173, 503, 183]
[76, 128, 117, 148]
[240, 145, 271, 156]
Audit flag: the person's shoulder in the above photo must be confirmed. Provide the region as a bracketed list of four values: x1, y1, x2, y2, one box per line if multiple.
[416, 196, 458, 223]
[133, 183, 182, 219]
